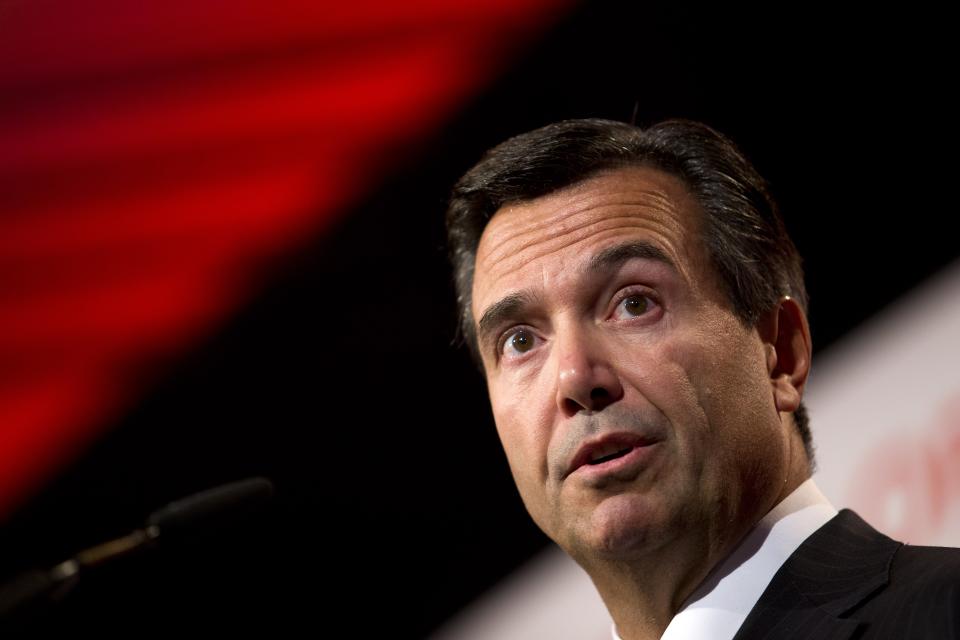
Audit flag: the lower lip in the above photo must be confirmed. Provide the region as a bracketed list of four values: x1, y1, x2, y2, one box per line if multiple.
[571, 443, 660, 484]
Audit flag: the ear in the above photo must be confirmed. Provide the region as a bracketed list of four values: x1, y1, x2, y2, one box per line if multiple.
[756, 297, 812, 414]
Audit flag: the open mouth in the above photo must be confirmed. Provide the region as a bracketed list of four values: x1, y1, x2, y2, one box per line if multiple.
[567, 433, 661, 479]
[588, 447, 634, 465]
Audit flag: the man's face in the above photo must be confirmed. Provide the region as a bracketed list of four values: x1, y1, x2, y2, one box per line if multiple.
[470, 166, 793, 563]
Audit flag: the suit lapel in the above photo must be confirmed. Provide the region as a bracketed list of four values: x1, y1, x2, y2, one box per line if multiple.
[732, 510, 901, 640]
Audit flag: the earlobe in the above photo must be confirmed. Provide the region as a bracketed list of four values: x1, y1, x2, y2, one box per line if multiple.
[758, 297, 812, 414]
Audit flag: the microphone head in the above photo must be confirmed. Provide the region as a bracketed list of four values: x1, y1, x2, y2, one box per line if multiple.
[146, 477, 275, 538]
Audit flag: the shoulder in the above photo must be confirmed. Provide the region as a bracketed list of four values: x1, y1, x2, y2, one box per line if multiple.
[821, 510, 959, 596]
[888, 542, 960, 590]
[737, 510, 957, 638]
[843, 518, 960, 637]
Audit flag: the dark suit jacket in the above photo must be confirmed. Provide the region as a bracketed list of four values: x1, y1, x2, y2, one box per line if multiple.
[732, 509, 960, 639]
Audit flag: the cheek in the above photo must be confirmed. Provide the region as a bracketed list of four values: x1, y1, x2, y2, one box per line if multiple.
[489, 369, 554, 456]
[664, 325, 783, 488]
[615, 328, 756, 471]
[700, 335, 776, 430]
[612, 337, 708, 431]
[660, 319, 768, 414]
[489, 375, 560, 528]
[493, 415, 556, 535]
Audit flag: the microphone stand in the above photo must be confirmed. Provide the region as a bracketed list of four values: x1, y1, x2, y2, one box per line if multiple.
[0, 477, 273, 622]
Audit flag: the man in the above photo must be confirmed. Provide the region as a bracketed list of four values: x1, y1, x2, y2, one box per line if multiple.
[445, 119, 959, 639]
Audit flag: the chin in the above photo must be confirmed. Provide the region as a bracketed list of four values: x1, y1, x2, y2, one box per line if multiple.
[574, 492, 669, 559]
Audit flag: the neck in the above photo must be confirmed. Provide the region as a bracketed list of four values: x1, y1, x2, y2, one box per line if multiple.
[589, 451, 811, 639]
[581, 517, 748, 640]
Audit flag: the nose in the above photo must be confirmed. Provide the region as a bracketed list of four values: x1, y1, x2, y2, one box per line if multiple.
[555, 326, 624, 417]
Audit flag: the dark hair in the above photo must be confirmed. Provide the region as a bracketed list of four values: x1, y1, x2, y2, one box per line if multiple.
[446, 118, 813, 464]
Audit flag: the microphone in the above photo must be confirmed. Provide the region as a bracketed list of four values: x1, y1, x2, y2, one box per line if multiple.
[0, 476, 275, 619]
[146, 476, 275, 537]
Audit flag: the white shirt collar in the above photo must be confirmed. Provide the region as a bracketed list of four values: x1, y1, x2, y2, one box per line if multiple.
[612, 478, 837, 640]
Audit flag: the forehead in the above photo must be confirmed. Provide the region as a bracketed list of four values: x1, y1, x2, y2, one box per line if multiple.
[472, 166, 710, 317]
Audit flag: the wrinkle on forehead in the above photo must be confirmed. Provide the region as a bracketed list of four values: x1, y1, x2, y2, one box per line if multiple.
[473, 168, 706, 311]
[480, 212, 683, 273]
[489, 186, 681, 253]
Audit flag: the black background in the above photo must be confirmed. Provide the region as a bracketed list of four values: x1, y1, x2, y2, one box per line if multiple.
[1, 3, 955, 636]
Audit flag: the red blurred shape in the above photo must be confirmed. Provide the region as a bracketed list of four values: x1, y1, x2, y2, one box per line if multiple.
[0, 0, 574, 519]
[847, 392, 960, 543]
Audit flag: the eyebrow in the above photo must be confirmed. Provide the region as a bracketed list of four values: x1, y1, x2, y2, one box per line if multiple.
[588, 241, 677, 274]
[475, 241, 677, 353]
[476, 291, 536, 353]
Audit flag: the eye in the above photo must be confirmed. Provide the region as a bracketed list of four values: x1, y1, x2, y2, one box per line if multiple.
[500, 327, 538, 358]
[612, 292, 658, 320]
